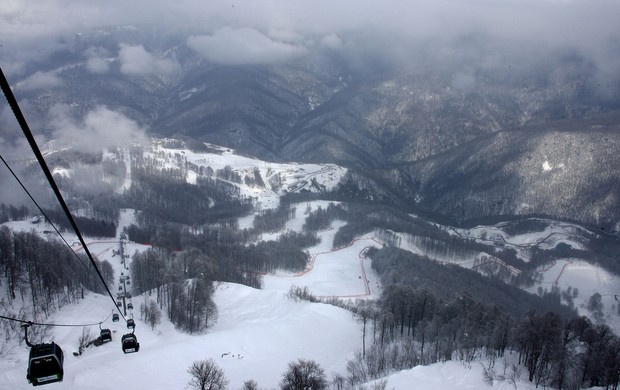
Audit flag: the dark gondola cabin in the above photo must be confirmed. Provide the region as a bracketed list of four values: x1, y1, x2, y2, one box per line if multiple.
[126, 319, 135, 329]
[100, 329, 112, 343]
[121, 333, 139, 354]
[26, 342, 64, 386]
[112, 313, 119, 322]
[127, 302, 133, 310]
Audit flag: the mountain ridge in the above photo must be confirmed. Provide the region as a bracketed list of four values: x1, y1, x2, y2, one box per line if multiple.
[5, 26, 620, 229]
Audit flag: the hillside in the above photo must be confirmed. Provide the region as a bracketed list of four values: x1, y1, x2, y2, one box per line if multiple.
[2, 24, 619, 229]
[1, 141, 619, 388]
[0, 215, 575, 389]
[2, 3, 620, 389]
[11, 139, 619, 330]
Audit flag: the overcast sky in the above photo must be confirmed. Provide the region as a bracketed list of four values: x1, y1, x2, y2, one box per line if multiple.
[1, 0, 619, 74]
[1, 0, 618, 148]
[0, 0, 618, 207]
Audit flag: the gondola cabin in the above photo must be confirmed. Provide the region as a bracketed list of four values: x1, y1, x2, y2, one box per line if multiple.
[26, 342, 64, 386]
[126, 319, 135, 329]
[112, 313, 119, 322]
[121, 333, 139, 354]
[100, 329, 112, 343]
[127, 302, 133, 310]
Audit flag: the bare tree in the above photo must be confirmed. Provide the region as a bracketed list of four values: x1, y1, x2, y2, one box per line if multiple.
[77, 327, 95, 355]
[147, 299, 162, 330]
[241, 379, 259, 390]
[279, 359, 327, 390]
[187, 359, 228, 390]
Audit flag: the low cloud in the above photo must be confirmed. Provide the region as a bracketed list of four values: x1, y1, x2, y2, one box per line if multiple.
[187, 27, 308, 65]
[17, 71, 63, 91]
[119, 44, 180, 76]
[1, 0, 619, 90]
[86, 57, 110, 74]
[49, 104, 148, 152]
[84, 46, 111, 74]
[320, 34, 343, 50]
[451, 71, 477, 92]
[0, 111, 55, 208]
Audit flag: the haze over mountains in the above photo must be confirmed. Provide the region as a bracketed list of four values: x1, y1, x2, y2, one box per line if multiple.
[1, 0, 620, 230]
[2, 3, 620, 387]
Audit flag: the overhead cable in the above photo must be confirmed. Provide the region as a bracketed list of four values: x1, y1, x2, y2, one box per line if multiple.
[0, 67, 126, 322]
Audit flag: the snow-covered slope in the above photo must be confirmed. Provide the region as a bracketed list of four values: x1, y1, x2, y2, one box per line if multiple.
[2, 142, 618, 388]
[3, 204, 617, 389]
[135, 140, 346, 209]
[0, 217, 562, 390]
[0, 211, 363, 389]
[0, 283, 363, 389]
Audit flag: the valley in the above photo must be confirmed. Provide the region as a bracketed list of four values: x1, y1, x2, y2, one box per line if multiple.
[2, 139, 619, 388]
[1, 8, 620, 387]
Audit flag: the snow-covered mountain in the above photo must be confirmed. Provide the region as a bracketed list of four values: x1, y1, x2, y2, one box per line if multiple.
[0, 209, 558, 389]
[4, 22, 619, 230]
[29, 139, 620, 331]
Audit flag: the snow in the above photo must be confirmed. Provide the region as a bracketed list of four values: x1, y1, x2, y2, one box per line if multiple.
[250, 201, 382, 299]
[1, 204, 373, 389]
[1, 145, 617, 388]
[376, 359, 541, 390]
[40, 140, 347, 213]
[0, 203, 377, 387]
[528, 258, 620, 334]
[150, 141, 347, 210]
[51, 167, 70, 178]
[0, 237, 363, 390]
[0, 219, 611, 389]
[1, 283, 362, 389]
[263, 231, 382, 299]
[542, 160, 565, 172]
[422, 216, 620, 332]
[435, 218, 590, 264]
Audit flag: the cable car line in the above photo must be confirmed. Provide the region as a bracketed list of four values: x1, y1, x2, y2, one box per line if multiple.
[0, 67, 127, 323]
[1, 68, 140, 386]
[0, 152, 96, 279]
[0, 314, 111, 328]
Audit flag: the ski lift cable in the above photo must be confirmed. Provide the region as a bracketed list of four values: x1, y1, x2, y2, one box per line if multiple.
[0, 314, 110, 328]
[0, 152, 97, 279]
[0, 152, 123, 322]
[0, 67, 127, 323]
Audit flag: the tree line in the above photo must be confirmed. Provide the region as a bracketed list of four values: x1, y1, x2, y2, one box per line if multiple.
[130, 246, 261, 333]
[183, 280, 619, 389]
[0, 226, 113, 323]
[329, 282, 620, 389]
[121, 168, 253, 227]
[42, 208, 117, 238]
[0, 204, 29, 223]
[186, 357, 330, 390]
[369, 246, 574, 319]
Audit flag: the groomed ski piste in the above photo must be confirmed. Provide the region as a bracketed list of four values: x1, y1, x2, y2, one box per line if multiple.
[0, 206, 546, 390]
[434, 218, 620, 334]
[1, 206, 378, 389]
[5, 208, 613, 390]
[1, 139, 618, 388]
